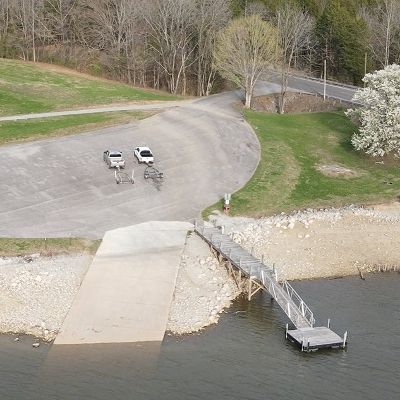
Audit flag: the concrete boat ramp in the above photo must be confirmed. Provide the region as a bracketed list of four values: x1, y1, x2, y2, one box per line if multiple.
[56, 220, 347, 351]
[55, 221, 191, 345]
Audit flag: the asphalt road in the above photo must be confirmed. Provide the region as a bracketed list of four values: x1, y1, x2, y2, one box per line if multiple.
[1, 86, 274, 238]
[1, 78, 357, 239]
[266, 72, 358, 103]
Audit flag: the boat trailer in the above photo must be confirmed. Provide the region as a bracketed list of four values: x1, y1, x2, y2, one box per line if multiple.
[115, 166, 134, 184]
[144, 165, 164, 180]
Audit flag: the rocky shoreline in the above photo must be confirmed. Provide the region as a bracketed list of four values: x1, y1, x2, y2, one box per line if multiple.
[210, 203, 400, 281]
[167, 232, 240, 335]
[1, 203, 400, 340]
[0, 254, 92, 341]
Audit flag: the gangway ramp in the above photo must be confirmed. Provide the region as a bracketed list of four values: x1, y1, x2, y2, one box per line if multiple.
[195, 223, 347, 351]
[55, 221, 192, 345]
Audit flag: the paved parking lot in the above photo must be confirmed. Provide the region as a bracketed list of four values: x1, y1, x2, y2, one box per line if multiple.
[1, 90, 261, 238]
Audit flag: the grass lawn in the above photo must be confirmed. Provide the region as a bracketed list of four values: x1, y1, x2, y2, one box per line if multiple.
[205, 111, 400, 217]
[0, 111, 153, 145]
[0, 59, 179, 116]
[0, 237, 100, 257]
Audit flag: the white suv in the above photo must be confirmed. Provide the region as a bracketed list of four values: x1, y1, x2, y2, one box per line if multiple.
[134, 147, 154, 164]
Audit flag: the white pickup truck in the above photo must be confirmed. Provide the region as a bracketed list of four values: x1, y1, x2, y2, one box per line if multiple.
[134, 146, 154, 164]
[103, 150, 126, 169]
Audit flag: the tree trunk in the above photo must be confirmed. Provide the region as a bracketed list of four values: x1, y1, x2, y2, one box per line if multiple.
[182, 68, 187, 96]
[279, 65, 289, 114]
[244, 89, 252, 108]
[31, 2, 36, 62]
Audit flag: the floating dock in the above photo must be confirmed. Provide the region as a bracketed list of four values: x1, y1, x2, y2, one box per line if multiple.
[195, 223, 347, 351]
[286, 327, 345, 351]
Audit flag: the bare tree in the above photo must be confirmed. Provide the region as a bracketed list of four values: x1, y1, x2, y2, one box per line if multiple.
[44, 0, 77, 46]
[245, 1, 268, 18]
[213, 14, 279, 108]
[0, 0, 11, 38]
[194, 0, 230, 96]
[273, 3, 314, 113]
[80, 0, 143, 81]
[361, 0, 400, 68]
[11, 0, 45, 61]
[141, 0, 197, 94]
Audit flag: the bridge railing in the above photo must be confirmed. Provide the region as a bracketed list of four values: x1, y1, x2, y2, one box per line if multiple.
[282, 281, 315, 327]
[194, 222, 316, 329]
[258, 267, 314, 328]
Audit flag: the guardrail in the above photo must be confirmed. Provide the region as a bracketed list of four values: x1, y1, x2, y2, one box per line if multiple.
[282, 281, 315, 327]
[195, 223, 316, 329]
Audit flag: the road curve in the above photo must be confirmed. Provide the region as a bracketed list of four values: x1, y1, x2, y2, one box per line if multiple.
[1, 87, 272, 238]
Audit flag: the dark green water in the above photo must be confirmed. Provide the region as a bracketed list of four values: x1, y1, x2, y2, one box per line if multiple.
[1, 273, 399, 400]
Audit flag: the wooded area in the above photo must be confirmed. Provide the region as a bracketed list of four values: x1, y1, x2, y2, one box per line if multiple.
[0, 0, 399, 95]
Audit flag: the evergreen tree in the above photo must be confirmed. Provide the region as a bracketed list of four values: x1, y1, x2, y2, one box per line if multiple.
[316, 0, 369, 84]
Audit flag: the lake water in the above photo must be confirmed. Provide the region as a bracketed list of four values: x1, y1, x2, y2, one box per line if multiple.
[1, 273, 399, 400]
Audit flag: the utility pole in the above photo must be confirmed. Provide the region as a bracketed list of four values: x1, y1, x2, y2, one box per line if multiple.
[323, 59, 327, 101]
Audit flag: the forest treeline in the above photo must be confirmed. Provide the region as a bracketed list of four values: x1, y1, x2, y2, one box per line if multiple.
[0, 0, 399, 94]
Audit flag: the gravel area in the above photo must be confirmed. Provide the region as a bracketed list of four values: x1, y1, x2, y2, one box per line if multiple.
[210, 203, 400, 281]
[0, 254, 92, 340]
[167, 232, 240, 334]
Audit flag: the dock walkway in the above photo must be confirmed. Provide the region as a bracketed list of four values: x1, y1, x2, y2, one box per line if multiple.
[195, 223, 347, 351]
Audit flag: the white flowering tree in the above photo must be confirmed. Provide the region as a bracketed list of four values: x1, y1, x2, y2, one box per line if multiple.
[346, 64, 400, 157]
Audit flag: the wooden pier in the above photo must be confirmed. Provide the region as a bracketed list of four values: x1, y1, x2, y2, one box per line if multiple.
[195, 223, 347, 351]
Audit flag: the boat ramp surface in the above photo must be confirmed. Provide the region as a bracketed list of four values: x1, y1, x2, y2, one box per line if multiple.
[55, 221, 191, 345]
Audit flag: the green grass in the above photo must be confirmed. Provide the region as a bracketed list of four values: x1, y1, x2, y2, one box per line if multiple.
[0, 111, 152, 145]
[204, 111, 400, 217]
[0, 237, 100, 257]
[0, 59, 179, 116]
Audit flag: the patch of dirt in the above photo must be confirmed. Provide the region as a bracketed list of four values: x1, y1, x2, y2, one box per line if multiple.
[316, 164, 358, 177]
[252, 92, 353, 113]
[34, 61, 119, 83]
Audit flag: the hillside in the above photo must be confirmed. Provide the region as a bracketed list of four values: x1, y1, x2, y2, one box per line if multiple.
[0, 59, 178, 116]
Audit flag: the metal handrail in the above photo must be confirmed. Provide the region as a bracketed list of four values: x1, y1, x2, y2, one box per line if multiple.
[195, 225, 315, 328]
[282, 281, 315, 327]
[259, 265, 313, 328]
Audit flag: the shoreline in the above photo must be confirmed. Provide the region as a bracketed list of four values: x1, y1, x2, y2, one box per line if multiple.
[1, 269, 397, 343]
[1, 202, 400, 340]
[167, 232, 241, 335]
[210, 203, 400, 281]
[0, 254, 92, 341]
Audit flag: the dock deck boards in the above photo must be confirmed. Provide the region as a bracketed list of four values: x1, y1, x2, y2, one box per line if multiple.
[287, 327, 344, 350]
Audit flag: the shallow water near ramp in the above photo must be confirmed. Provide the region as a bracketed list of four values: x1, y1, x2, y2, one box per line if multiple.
[1, 273, 399, 400]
